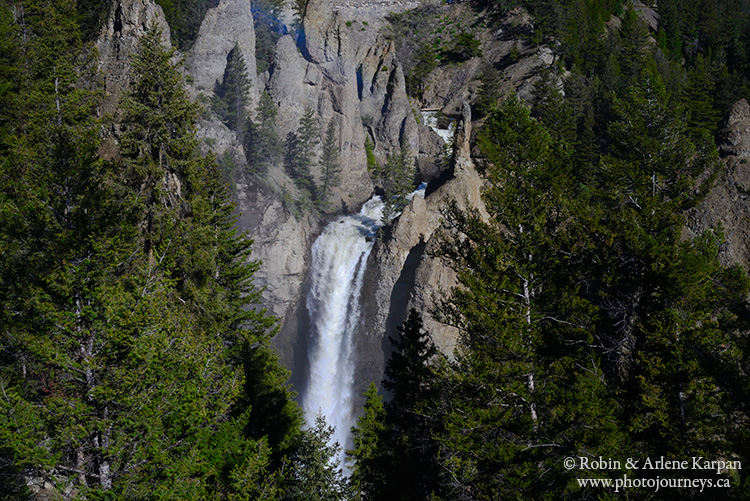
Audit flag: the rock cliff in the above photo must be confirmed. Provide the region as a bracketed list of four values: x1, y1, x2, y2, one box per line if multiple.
[185, 0, 258, 103]
[417, 6, 555, 114]
[687, 99, 750, 269]
[93, 0, 750, 424]
[96, 0, 171, 134]
[177, 0, 430, 372]
[354, 102, 487, 401]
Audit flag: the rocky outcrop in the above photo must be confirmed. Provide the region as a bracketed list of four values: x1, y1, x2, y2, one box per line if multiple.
[358, 39, 420, 158]
[421, 7, 555, 115]
[208, 0, 425, 371]
[264, 0, 423, 210]
[719, 99, 750, 158]
[185, 0, 257, 103]
[687, 99, 750, 269]
[96, 0, 171, 119]
[354, 103, 487, 400]
[233, 171, 317, 377]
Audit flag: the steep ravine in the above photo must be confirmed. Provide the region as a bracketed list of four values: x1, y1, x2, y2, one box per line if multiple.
[97, 0, 750, 453]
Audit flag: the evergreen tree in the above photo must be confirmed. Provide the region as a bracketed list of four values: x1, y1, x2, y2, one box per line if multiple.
[318, 118, 342, 210]
[380, 145, 414, 223]
[588, 68, 750, 463]
[251, 0, 285, 74]
[682, 54, 722, 138]
[213, 43, 251, 142]
[297, 106, 320, 176]
[152, 0, 217, 50]
[0, 23, 295, 497]
[0, 2, 108, 495]
[0, 5, 19, 153]
[433, 95, 623, 498]
[475, 64, 502, 118]
[405, 42, 438, 99]
[246, 90, 283, 174]
[284, 130, 313, 195]
[284, 107, 319, 197]
[531, 69, 576, 144]
[563, 66, 600, 174]
[348, 383, 387, 501]
[618, 7, 651, 83]
[287, 413, 350, 500]
[349, 312, 443, 500]
[381, 309, 441, 499]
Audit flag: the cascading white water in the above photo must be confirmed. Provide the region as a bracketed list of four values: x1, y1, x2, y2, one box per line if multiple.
[302, 186, 428, 468]
[422, 110, 456, 145]
[302, 196, 386, 464]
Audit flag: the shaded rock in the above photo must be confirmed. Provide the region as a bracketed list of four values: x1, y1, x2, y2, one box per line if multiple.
[416, 121, 448, 183]
[196, 116, 248, 168]
[719, 99, 750, 157]
[186, 0, 258, 104]
[358, 38, 419, 160]
[96, 0, 171, 119]
[234, 171, 318, 372]
[267, 35, 373, 210]
[422, 7, 554, 114]
[355, 103, 487, 404]
[688, 99, 750, 269]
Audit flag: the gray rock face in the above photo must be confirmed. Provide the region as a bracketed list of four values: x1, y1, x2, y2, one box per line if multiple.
[266, 34, 374, 211]
[302, 0, 343, 65]
[233, 171, 317, 374]
[92, 0, 430, 381]
[354, 103, 487, 402]
[421, 7, 554, 115]
[199, 0, 422, 370]
[720, 99, 750, 158]
[196, 116, 249, 169]
[688, 99, 750, 269]
[358, 39, 420, 159]
[96, 0, 171, 118]
[185, 0, 257, 104]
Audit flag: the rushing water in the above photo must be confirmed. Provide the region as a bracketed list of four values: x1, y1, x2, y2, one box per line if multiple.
[301, 186, 427, 468]
[421, 110, 456, 145]
[302, 196, 386, 465]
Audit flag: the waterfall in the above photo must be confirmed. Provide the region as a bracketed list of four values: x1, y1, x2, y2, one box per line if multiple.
[421, 110, 456, 145]
[302, 185, 427, 468]
[302, 196, 386, 465]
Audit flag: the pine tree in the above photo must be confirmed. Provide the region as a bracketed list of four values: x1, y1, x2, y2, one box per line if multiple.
[381, 309, 441, 499]
[0, 5, 19, 154]
[433, 95, 624, 498]
[246, 90, 282, 174]
[682, 54, 721, 138]
[318, 118, 342, 210]
[380, 145, 414, 223]
[251, 0, 285, 74]
[347, 383, 387, 501]
[213, 43, 251, 142]
[0, 22, 296, 497]
[297, 106, 319, 177]
[589, 68, 750, 463]
[405, 42, 437, 99]
[618, 7, 651, 83]
[287, 413, 350, 500]
[475, 64, 502, 118]
[531, 69, 576, 144]
[284, 107, 319, 197]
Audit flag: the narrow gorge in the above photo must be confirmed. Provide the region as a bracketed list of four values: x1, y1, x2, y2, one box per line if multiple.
[93, 0, 750, 464]
[7, 0, 750, 496]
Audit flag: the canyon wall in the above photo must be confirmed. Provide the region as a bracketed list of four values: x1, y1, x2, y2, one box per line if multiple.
[96, 0, 750, 415]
